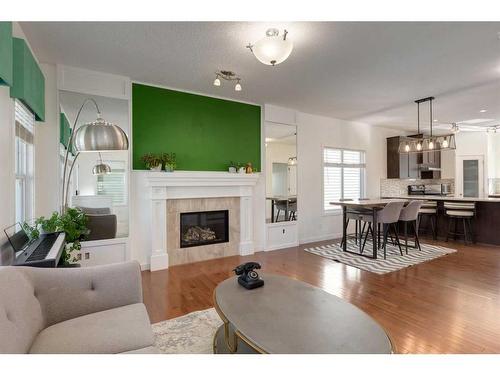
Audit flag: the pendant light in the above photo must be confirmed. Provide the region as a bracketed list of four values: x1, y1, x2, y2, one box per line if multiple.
[92, 152, 112, 175]
[246, 29, 293, 66]
[398, 96, 456, 153]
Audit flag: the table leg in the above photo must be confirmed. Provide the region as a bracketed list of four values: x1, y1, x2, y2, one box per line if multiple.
[372, 208, 378, 259]
[342, 206, 347, 252]
[271, 200, 275, 223]
[285, 200, 289, 221]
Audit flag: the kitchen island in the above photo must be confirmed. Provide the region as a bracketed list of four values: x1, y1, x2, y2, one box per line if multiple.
[382, 195, 500, 245]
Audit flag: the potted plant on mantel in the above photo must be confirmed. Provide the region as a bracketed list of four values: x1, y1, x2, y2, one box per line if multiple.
[141, 153, 162, 171]
[24, 208, 89, 267]
[228, 161, 238, 173]
[161, 152, 177, 172]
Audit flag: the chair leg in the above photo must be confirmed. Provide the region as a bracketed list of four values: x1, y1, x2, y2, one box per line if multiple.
[392, 223, 403, 256]
[383, 224, 389, 260]
[431, 215, 437, 240]
[462, 218, 468, 244]
[340, 218, 350, 248]
[360, 222, 367, 252]
[445, 217, 452, 242]
[404, 221, 408, 254]
[412, 220, 422, 251]
[276, 209, 281, 223]
[361, 223, 372, 254]
[467, 218, 475, 244]
[355, 220, 359, 245]
[453, 218, 457, 241]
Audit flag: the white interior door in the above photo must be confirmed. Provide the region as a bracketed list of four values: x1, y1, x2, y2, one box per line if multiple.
[456, 155, 484, 198]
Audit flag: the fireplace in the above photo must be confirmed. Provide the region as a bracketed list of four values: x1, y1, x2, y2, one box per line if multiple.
[180, 210, 229, 248]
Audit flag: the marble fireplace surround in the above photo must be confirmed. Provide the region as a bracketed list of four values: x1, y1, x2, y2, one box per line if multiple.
[146, 172, 260, 271]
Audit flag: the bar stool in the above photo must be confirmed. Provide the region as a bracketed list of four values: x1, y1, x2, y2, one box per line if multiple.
[418, 201, 438, 240]
[444, 202, 475, 244]
[361, 201, 405, 259]
[398, 200, 423, 253]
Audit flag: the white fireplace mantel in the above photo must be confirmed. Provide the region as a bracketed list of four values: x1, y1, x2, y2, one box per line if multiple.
[145, 171, 260, 271]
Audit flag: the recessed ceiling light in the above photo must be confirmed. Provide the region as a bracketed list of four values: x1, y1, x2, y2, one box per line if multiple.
[480, 109, 487, 113]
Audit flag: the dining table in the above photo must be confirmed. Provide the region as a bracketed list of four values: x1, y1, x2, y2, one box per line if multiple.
[329, 199, 409, 259]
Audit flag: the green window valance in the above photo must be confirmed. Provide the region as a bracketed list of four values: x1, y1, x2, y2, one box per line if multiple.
[10, 37, 45, 121]
[60, 112, 75, 154]
[0, 22, 13, 86]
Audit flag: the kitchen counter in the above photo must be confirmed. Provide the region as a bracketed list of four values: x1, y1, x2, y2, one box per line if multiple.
[382, 195, 500, 203]
[381, 195, 500, 246]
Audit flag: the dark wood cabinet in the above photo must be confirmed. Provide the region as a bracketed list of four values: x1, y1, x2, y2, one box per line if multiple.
[387, 136, 441, 179]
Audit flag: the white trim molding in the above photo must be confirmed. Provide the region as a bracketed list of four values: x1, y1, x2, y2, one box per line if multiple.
[144, 171, 260, 271]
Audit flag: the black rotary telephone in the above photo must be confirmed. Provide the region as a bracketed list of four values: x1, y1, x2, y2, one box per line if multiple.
[233, 262, 264, 290]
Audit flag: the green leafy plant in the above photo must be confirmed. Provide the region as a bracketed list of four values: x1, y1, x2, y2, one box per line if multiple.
[228, 161, 238, 169]
[28, 208, 89, 265]
[141, 153, 162, 169]
[160, 152, 177, 171]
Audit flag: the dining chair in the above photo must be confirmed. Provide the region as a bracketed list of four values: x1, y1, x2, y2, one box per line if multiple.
[361, 201, 405, 259]
[418, 201, 438, 240]
[398, 200, 423, 253]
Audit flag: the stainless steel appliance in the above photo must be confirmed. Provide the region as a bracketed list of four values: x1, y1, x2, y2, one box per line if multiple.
[408, 183, 451, 196]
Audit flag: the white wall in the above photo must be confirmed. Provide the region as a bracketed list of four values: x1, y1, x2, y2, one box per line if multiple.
[454, 132, 489, 197]
[0, 24, 59, 264]
[296, 112, 402, 243]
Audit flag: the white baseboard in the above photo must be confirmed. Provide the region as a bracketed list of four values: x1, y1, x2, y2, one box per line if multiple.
[150, 253, 169, 271]
[265, 241, 299, 252]
[299, 233, 342, 245]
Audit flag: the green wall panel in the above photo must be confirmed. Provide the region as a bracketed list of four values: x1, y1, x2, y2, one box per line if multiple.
[0, 22, 13, 86]
[10, 38, 45, 121]
[132, 83, 261, 171]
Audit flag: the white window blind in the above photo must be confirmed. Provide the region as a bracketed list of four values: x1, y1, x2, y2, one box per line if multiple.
[323, 147, 366, 211]
[15, 100, 35, 224]
[97, 161, 127, 206]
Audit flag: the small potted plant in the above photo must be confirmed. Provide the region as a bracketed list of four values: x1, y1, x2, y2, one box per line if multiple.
[237, 163, 246, 174]
[141, 153, 162, 171]
[228, 161, 238, 173]
[161, 152, 177, 172]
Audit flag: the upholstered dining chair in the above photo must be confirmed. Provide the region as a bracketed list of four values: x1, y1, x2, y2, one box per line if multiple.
[361, 201, 405, 259]
[398, 200, 423, 253]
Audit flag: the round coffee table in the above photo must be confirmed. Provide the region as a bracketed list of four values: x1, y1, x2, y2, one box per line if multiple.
[213, 274, 393, 354]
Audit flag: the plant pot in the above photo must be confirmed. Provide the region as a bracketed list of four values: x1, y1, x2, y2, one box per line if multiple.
[238, 167, 246, 174]
[228, 166, 237, 173]
[58, 262, 81, 268]
[164, 165, 174, 172]
[149, 164, 162, 171]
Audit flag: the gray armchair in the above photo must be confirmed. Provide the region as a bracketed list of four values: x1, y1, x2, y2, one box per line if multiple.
[78, 206, 117, 241]
[0, 261, 158, 354]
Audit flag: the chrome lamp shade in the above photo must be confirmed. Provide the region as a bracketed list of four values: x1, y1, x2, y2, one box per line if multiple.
[73, 117, 129, 152]
[92, 162, 112, 175]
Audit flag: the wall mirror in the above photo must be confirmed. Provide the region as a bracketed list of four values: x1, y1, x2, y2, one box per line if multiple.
[59, 90, 130, 239]
[265, 122, 297, 223]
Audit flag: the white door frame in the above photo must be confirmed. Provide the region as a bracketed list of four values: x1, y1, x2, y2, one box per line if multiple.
[456, 155, 485, 198]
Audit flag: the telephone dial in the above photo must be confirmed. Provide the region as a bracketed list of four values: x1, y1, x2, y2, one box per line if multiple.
[233, 262, 264, 289]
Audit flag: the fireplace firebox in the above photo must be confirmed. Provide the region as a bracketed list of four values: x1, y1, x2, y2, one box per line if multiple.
[180, 210, 229, 248]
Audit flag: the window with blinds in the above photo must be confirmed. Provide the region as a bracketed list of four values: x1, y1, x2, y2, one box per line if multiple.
[323, 147, 366, 211]
[96, 161, 127, 206]
[15, 100, 35, 223]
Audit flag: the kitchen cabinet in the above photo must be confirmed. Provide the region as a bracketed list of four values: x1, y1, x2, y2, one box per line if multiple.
[387, 136, 419, 179]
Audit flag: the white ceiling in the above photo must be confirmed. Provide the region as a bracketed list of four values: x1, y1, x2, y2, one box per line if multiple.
[20, 22, 500, 130]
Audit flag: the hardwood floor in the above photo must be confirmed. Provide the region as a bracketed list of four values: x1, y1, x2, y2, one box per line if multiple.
[141, 239, 500, 353]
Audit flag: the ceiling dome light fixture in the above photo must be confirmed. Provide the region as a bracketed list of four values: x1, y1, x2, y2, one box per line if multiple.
[247, 28, 293, 66]
[213, 70, 243, 92]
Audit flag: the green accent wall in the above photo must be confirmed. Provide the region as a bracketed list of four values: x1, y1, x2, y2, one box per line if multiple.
[132, 83, 261, 171]
[0, 22, 13, 86]
[10, 37, 45, 121]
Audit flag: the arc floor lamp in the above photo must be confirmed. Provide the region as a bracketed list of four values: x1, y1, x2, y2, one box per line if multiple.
[61, 98, 129, 213]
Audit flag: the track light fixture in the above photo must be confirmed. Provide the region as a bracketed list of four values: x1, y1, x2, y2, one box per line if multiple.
[213, 70, 243, 92]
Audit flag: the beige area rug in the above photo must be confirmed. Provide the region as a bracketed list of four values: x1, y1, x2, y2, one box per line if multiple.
[152, 308, 222, 354]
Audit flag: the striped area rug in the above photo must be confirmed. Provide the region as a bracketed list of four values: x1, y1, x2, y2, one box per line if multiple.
[304, 239, 456, 275]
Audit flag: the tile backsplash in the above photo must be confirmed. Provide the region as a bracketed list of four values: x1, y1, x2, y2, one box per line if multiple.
[489, 178, 500, 194]
[380, 178, 455, 197]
